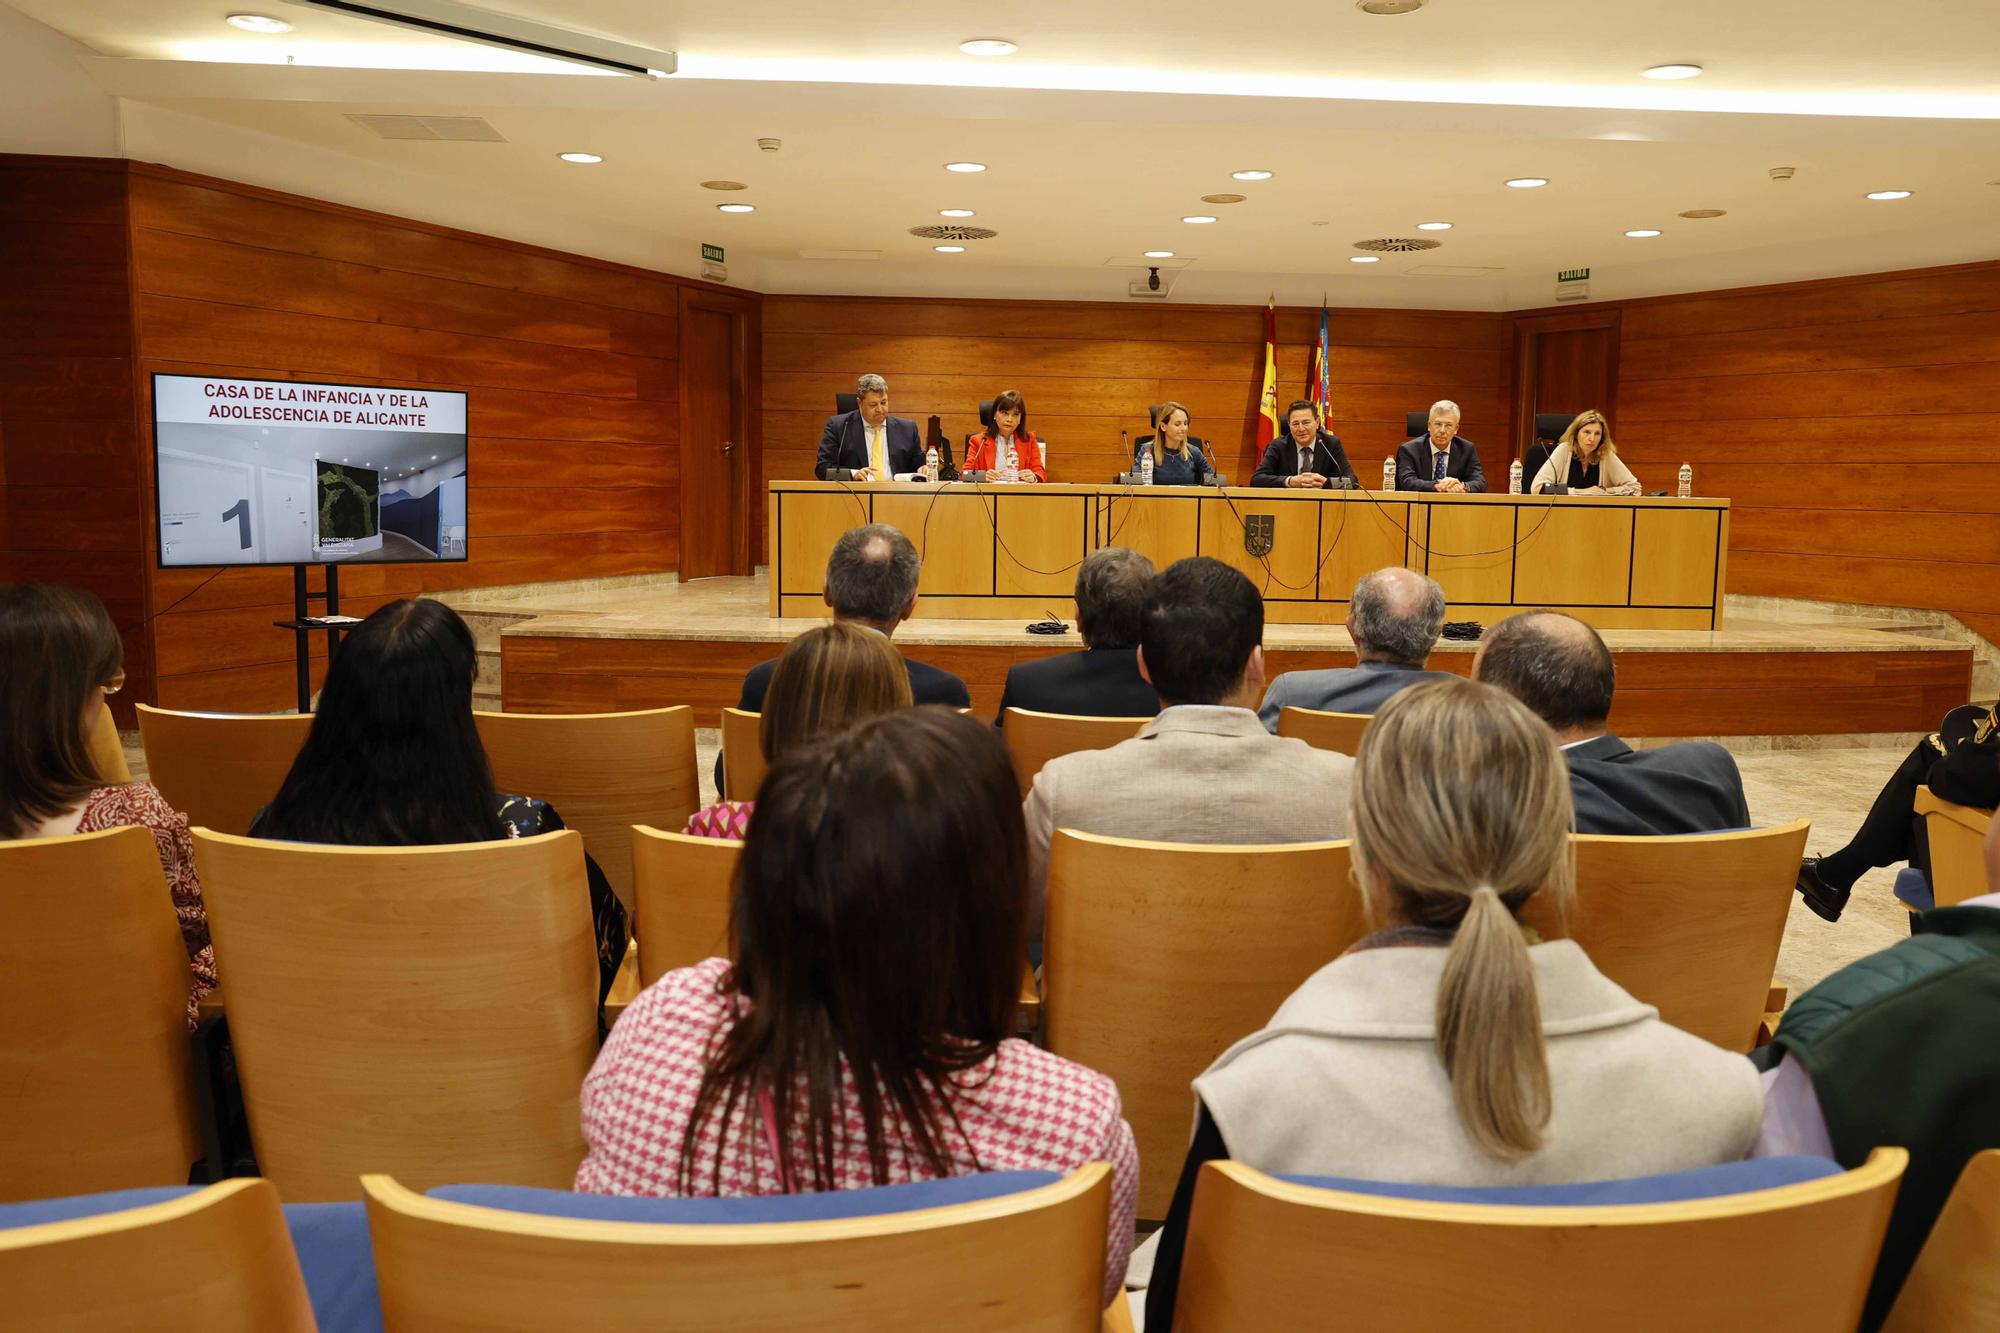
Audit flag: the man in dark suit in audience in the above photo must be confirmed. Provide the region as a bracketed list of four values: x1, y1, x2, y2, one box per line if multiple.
[722, 524, 969, 792]
[1258, 567, 1454, 731]
[1473, 610, 1750, 835]
[814, 373, 922, 480]
[995, 546, 1159, 726]
[1395, 399, 1486, 493]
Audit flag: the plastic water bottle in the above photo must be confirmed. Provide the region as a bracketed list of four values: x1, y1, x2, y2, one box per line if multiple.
[999, 440, 1018, 483]
[924, 444, 940, 483]
[1508, 459, 1523, 494]
[1138, 446, 1154, 486]
[1678, 462, 1693, 498]
[1381, 457, 1396, 492]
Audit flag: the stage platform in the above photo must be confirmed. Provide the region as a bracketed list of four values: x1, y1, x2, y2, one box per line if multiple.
[463, 574, 1974, 741]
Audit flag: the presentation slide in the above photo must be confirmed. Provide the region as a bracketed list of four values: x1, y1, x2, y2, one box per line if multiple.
[152, 374, 469, 567]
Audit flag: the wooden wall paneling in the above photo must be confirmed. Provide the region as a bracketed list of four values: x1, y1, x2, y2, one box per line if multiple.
[1509, 307, 1620, 461]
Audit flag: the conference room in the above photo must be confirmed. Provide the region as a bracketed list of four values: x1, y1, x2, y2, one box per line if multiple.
[3, 0, 1999, 1328]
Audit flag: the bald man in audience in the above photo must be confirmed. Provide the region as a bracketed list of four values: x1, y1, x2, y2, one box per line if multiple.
[1258, 567, 1454, 731]
[1473, 610, 1748, 835]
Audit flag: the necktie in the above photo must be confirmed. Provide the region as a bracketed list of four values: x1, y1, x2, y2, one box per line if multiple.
[869, 425, 885, 475]
[1300, 445, 1313, 474]
[1433, 449, 1447, 482]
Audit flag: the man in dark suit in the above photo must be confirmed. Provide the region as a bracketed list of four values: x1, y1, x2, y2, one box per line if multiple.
[1258, 567, 1455, 730]
[721, 523, 969, 793]
[1473, 610, 1750, 835]
[1395, 399, 1486, 493]
[995, 546, 1159, 726]
[1253, 400, 1358, 489]
[814, 373, 922, 480]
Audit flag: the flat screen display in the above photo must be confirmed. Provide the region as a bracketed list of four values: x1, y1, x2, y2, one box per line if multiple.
[151, 373, 470, 567]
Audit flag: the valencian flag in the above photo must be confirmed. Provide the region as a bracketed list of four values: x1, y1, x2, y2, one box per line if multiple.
[1308, 303, 1331, 422]
[1256, 299, 1280, 448]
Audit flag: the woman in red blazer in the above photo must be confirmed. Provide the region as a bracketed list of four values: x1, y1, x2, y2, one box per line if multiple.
[963, 389, 1046, 482]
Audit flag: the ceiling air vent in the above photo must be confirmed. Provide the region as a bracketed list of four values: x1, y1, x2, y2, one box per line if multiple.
[347, 114, 506, 142]
[907, 224, 999, 242]
[1352, 237, 1443, 253]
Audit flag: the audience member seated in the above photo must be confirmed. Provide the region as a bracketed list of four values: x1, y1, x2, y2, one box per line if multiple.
[1758, 807, 2000, 1328]
[1795, 702, 2000, 922]
[1136, 402, 1217, 486]
[815, 373, 920, 481]
[1529, 408, 1641, 496]
[961, 388, 1045, 483]
[1394, 399, 1486, 493]
[1023, 557, 1353, 930]
[994, 547, 1158, 726]
[250, 599, 628, 1001]
[686, 623, 911, 838]
[0, 584, 214, 1027]
[1252, 400, 1358, 489]
[1141, 678, 1764, 1329]
[1258, 567, 1452, 730]
[576, 707, 1138, 1305]
[1474, 610, 1750, 835]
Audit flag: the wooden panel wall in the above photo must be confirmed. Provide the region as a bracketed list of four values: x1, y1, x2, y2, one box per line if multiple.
[760, 297, 1509, 557]
[0, 157, 151, 723]
[123, 167, 689, 710]
[1613, 260, 2000, 643]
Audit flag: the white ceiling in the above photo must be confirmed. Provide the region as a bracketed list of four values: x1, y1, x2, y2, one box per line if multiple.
[7, 0, 2000, 308]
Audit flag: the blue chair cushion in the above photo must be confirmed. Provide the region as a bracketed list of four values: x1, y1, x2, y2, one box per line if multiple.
[431, 1170, 1062, 1224]
[1278, 1155, 1842, 1206]
[1894, 866, 1935, 912]
[284, 1202, 380, 1333]
[0, 1186, 197, 1229]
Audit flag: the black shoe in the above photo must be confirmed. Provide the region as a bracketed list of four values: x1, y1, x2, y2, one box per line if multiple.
[1796, 857, 1849, 923]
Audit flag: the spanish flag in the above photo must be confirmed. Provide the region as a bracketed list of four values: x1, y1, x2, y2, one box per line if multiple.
[1256, 299, 1279, 448]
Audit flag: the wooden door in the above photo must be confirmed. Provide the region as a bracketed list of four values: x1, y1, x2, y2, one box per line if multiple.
[678, 289, 756, 579]
[1509, 309, 1621, 460]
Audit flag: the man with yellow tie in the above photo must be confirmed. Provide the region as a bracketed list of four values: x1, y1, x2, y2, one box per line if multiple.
[815, 373, 923, 481]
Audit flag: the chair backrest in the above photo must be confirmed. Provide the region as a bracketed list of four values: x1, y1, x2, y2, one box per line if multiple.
[835, 391, 858, 415]
[1884, 1149, 2000, 1331]
[191, 830, 599, 1201]
[1042, 830, 1363, 1220]
[475, 707, 699, 914]
[0, 1180, 314, 1332]
[1174, 1151, 1906, 1332]
[85, 704, 130, 784]
[1405, 410, 1429, 438]
[1275, 706, 1371, 757]
[979, 397, 996, 430]
[1524, 440, 1554, 488]
[720, 707, 766, 802]
[1520, 820, 1811, 1052]
[633, 825, 743, 986]
[1915, 785, 1992, 907]
[135, 704, 313, 836]
[1002, 709, 1150, 796]
[0, 826, 201, 1201]
[1534, 410, 1579, 442]
[362, 1166, 1111, 1332]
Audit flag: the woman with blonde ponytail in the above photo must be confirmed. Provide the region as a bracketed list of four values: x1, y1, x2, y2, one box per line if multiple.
[1141, 678, 1762, 1329]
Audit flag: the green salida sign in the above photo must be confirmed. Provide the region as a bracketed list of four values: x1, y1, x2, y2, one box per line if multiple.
[1558, 267, 1591, 283]
[701, 243, 726, 264]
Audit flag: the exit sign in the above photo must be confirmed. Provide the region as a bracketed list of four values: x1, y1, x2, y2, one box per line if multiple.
[1557, 267, 1591, 282]
[701, 243, 726, 263]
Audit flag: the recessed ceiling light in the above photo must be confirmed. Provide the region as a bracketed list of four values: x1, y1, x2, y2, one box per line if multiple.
[958, 38, 1017, 56]
[1231, 169, 1274, 181]
[558, 152, 603, 164]
[1865, 189, 1913, 201]
[1350, 255, 1381, 264]
[1506, 177, 1549, 189]
[1642, 63, 1704, 80]
[717, 203, 755, 213]
[934, 245, 966, 253]
[1624, 228, 1663, 237]
[1144, 250, 1176, 258]
[226, 13, 293, 33]
[1182, 215, 1218, 224]
[701, 180, 748, 191]
[1678, 208, 1727, 218]
[1356, 0, 1426, 13]
[944, 161, 987, 173]
[1416, 221, 1453, 231]
[938, 208, 976, 218]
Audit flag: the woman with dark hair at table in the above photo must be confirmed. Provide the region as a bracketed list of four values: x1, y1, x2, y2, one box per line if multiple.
[1138, 401, 1216, 486]
[962, 389, 1046, 483]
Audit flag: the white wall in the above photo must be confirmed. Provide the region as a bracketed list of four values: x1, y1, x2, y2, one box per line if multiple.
[0, 6, 119, 155]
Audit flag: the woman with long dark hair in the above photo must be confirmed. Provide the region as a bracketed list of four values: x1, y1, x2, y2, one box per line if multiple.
[962, 389, 1047, 483]
[252, 599, 626, 997]
[577, 707, 1138, 1304]
[0, 584, 215, 1026]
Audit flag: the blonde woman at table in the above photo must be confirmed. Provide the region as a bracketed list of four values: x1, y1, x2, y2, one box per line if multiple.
[1138, 401, 1217, 486]
[1530, 409, 1641, 496]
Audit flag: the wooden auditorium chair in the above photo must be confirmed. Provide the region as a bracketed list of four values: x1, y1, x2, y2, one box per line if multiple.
[1171, 1150, 1906, 1332]
[1275, 706, 1372, 757]
[190, 829, 599, 1201]
[1520, 820, 1810, 1052]
[720, 706, 765, 800]
[135, 704, 313, 836]
[0, 1179, 314, 1332]
[362, 1165, 1116, 1333]
[1041, 830, 1363, 1220]
[474, 706, 700, 914]
[1914, 784, 1993, 908]
[632, 824, 742, 987]
[1883, 1149, 2000, 1331]
[0, 826, 202, 1201]
[85, 702, 130, 784]
[1002, 708, 1151, 796]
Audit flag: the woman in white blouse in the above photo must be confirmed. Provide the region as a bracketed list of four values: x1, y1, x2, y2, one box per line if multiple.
[1531, 409, 1640, 495]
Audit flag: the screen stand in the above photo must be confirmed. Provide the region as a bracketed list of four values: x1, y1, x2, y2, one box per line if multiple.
[278, 564, 347, 714]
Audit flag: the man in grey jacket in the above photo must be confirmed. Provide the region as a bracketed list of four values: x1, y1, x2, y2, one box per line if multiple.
[1023, 557, 1353, 933]
[1259, 567, 1455, 731]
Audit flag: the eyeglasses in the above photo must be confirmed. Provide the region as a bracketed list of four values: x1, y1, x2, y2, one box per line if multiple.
[102, 670, 126, 697]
